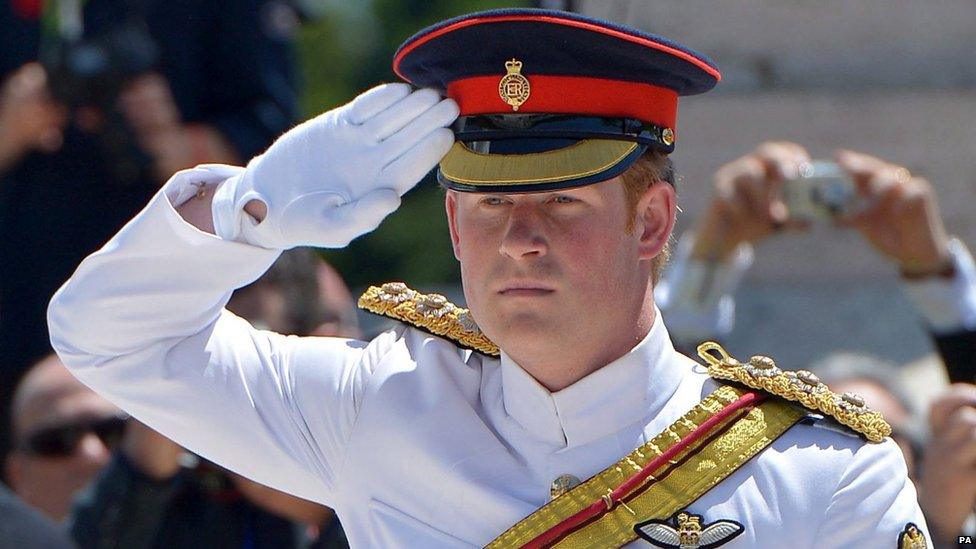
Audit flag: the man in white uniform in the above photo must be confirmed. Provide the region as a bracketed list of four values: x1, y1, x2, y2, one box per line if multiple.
[48, 9, 931, 548]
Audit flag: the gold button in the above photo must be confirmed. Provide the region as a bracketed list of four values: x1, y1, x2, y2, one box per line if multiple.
[422, 294, 448, 309]
[550, 474, 581, 500]
[841, 392, 866, 408]
[661, 127, 675, 146]
[749, 355, 776, 370]
[796, 370, 821, 386]
[381, 282, 407, 294]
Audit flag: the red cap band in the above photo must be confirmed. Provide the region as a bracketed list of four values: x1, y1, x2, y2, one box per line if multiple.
[447, 75, 678, 129]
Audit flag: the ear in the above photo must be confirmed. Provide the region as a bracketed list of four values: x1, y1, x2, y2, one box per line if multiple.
[444, 191, 462, 260]
[635, 182, 677, 260]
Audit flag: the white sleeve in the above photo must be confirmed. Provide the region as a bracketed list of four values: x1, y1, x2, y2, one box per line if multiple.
[814, 439, 931, 547]
[655, 231, 753, 346]
[901, 238, 976, 334]
[47, 165, 382, 505]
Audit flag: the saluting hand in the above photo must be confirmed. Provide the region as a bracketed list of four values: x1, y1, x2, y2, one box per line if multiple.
[834, 150, 953, 278]
[212, 83, 458, 250]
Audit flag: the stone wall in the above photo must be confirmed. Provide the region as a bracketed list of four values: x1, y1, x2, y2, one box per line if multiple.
[577, 0, 976, 367]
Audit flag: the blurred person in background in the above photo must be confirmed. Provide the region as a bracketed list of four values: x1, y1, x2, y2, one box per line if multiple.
[69, 249, 350, 549]
[656, 140, 976, 546]
[4, 353, 124, 522]
[313, 261, 363, 339]
[0, 482, 75, 548]
[229, 249, 362, 339]
[919, 383, 976, 548]
[657, 141, 976, 380]
[0, 0, 300, 458]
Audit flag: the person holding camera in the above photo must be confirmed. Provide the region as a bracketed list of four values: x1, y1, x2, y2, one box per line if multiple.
[657, 141, 976, 381]
[0, 0, 300, 458]
[656, 141, 976, 547]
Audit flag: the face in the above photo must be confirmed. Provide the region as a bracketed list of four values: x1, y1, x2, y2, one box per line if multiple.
[446, 176, 674, 380]
[228, 283, 290, 332]
[6, 357, 121, 521]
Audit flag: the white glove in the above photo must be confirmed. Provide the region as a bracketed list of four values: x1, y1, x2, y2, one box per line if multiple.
[212, 83, 458, 249]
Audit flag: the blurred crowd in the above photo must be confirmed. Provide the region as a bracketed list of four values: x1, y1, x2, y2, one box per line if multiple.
[1, 2, 975, 549]
[1, 0, 360, 547]
[5, 249, 360, 548]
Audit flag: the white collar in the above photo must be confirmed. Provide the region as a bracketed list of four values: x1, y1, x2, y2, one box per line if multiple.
[498, 309, 687, 449]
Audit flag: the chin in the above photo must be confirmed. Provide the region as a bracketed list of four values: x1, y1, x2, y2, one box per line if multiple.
[482, 310, 552, 345]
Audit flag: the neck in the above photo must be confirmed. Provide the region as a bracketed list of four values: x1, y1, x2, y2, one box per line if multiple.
[507, 294, 657, 392]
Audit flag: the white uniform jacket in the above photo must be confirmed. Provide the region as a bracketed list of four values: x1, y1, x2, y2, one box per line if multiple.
[48, 167, 930, 548]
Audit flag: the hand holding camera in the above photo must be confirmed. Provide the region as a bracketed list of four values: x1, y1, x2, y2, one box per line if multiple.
[834, 149, 953, 278]
[695, 142, 953, 279]
[692, 141, 811, 260]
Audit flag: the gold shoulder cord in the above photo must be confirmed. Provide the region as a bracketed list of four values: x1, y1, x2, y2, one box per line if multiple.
[358, 282, 499, 357]
[697, 342, 892, 442]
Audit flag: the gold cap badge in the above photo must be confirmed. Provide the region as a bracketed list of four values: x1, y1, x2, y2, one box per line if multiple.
[498, 58, 531, 111]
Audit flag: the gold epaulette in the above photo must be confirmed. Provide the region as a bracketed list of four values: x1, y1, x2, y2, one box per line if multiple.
[696, 342, 892, 443]
[358, 282, 500, 357]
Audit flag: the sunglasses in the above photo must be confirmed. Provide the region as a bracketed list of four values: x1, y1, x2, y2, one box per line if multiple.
[17, 414, 129, 457]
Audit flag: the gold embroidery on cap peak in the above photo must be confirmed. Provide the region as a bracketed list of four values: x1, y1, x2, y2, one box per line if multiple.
[498, 58, 530, 111]
[696, 341, 892, 443]
[359, 283, 499, 357]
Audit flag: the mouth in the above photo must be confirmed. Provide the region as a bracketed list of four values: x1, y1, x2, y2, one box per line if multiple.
[497, 282, 556, 297]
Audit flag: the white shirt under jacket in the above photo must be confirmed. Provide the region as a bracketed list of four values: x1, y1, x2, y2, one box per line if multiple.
[48, 166, 930, 548]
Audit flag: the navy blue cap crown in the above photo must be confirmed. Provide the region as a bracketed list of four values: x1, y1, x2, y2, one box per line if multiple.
[393, 9, 721, 192]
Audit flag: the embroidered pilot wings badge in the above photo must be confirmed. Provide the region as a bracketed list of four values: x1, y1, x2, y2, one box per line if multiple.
[635, 511, 744, 549]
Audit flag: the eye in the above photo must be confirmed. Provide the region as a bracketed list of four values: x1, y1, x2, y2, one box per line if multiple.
[481, 196, 508, 206]
[551, 195, 576, 204]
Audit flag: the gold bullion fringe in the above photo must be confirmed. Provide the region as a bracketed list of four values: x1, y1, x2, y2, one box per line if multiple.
[358, 282, 500, 357]
[697, 341, 892, 443]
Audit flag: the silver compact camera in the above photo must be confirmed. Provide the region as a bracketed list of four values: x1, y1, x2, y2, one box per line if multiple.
[781, 160, 858, 222]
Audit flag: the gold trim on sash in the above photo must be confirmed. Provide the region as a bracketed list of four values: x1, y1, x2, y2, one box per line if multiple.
[486, 385, 806, 548]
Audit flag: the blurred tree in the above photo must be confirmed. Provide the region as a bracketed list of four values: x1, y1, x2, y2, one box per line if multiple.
[296, 0, 529, 290]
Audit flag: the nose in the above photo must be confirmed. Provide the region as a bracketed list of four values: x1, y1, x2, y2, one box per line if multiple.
[74, 432, 112, 468]
[498, 203, 548, 259]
